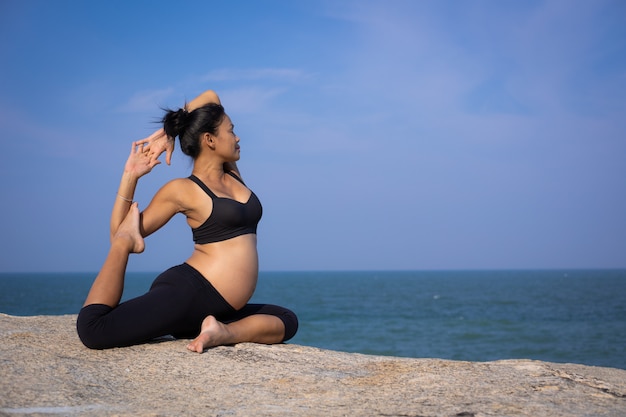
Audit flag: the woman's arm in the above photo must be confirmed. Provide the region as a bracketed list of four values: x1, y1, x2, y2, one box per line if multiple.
[186, 89, 221, 111]
[137, 179, 185, 238]
[110, 141, 161, 241]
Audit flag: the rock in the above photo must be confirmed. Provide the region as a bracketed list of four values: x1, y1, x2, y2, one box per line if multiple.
[1, 314, 625, 417]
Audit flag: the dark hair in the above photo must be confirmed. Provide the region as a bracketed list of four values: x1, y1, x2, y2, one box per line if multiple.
[161, 103, 225, 159]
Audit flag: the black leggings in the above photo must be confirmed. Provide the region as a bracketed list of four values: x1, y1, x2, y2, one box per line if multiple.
[76, 263, 298, 349]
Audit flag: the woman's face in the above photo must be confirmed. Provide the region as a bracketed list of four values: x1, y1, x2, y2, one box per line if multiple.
[214, 114, 240, 160]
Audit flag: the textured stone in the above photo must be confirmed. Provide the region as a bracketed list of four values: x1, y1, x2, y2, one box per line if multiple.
[1, 314, 625, 416]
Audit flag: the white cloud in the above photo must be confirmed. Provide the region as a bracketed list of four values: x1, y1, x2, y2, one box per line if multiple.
[117, 87, 176, 113]
[221, 86, 288, 114]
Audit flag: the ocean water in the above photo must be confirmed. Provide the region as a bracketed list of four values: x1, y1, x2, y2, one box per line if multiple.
[1, 269, 624, 370]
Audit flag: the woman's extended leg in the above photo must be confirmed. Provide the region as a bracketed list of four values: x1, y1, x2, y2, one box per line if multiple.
[186, 314, 285, 353]
[83, 203, 144, 308]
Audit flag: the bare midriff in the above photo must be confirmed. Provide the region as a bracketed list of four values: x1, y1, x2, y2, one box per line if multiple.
[185, 234, 258, 310]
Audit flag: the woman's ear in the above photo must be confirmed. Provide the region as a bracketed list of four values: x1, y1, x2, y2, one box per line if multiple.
[203, 132, 215, 149]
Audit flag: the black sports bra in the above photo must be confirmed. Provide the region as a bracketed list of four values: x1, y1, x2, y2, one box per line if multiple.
[187, 172, 262, 244]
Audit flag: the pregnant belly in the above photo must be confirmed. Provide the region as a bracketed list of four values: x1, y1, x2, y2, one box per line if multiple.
[185, 234, 259, 309]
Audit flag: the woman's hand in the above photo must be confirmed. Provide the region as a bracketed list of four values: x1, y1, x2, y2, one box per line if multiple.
[123, 140, 162, 178]
[136, 128, 175, 166]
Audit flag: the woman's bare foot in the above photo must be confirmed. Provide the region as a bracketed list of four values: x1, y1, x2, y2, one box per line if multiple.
[113, 202, 145, 253]
[187, 316, 234, 353]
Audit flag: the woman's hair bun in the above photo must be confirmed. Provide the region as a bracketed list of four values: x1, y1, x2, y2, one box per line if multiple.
[161, 107, 189, 140]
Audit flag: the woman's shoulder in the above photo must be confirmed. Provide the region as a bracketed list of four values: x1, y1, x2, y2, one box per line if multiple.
[152, 177, 206, 214]
[173, 176, 193, 184]
[155, 177, 197, 198]
[163, 176, 195, 187]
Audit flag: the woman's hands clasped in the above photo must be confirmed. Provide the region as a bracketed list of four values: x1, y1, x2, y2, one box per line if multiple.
[123, 140, 161, 178]
[140, 128, 175, 166]
[124, 129, 175, 178]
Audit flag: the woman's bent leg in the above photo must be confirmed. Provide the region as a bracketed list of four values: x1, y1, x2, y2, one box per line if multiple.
[82, 203, 144, 308]
[186, 314, 285, 353]
[186, 304, 299, 353]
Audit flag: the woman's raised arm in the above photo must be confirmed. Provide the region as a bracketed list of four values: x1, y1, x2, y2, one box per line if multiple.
[186, 89, 221, 111]
[110, 141, 161, 241]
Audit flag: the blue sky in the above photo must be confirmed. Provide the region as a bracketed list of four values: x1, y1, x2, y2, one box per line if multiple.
[1, 0, 624, 272]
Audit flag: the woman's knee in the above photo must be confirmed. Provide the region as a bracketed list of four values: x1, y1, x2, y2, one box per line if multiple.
[280, 307, 299, 342]
[76, 304, 114, 349]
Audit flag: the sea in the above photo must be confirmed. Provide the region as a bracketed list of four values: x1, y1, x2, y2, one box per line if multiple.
[1, 269, 625, 370]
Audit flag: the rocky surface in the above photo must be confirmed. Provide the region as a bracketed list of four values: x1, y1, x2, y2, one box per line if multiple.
[1, 314, 625, 417]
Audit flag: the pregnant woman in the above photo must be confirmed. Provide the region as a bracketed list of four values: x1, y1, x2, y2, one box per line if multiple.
[77, 90, 298, 352]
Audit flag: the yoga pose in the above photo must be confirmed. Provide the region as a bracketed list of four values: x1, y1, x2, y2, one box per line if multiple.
[77, 90, 298, 352]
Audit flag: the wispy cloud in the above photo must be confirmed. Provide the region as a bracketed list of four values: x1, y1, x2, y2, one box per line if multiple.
[117, 87, 176, 113]
[221, 86, 288, 113]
